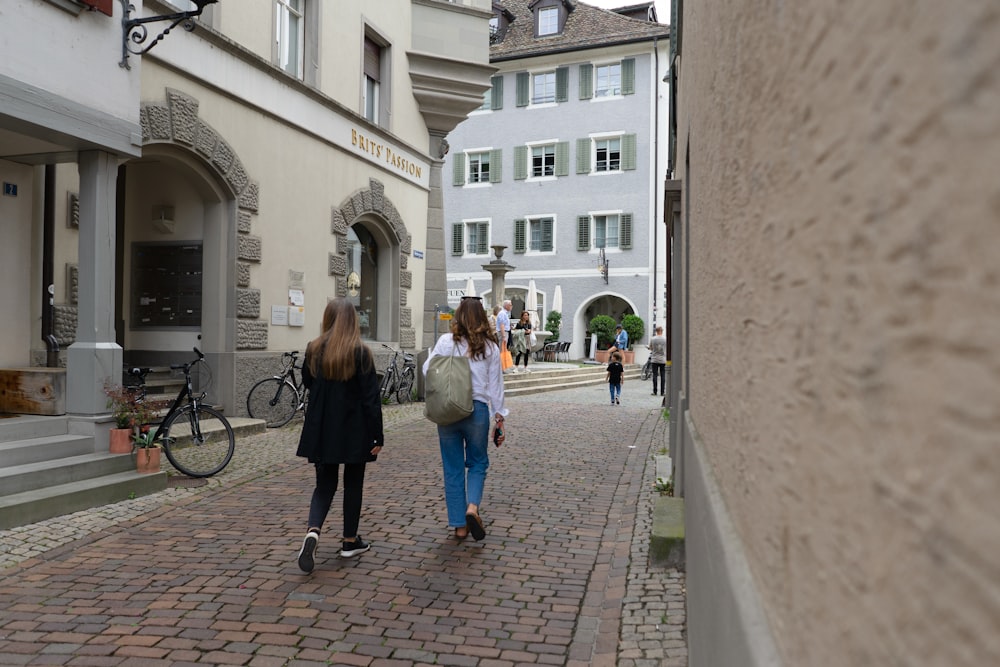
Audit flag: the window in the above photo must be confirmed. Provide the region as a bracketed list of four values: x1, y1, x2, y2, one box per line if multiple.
[478, 87, 492, 111]
[531, 144, 555, 177]
[452, 221, 490, 256]
[538, 7, 558, 35]
[515, 142, 568, 179]
[276, 0, 304, 77]
[363, 37, 381, 123]
[453, 149, 501, 186]
[578, 213, 633, 250]
[532, 71, 556, 104]
[595, 63, 622, 97]
[468, 151, 491, 183]
[595, 138, 621, 172]
[530, 218, 554, 252]
[594, 215, 619, 249]
[577, 134, 636, 174]
[479, 75, 503, 111]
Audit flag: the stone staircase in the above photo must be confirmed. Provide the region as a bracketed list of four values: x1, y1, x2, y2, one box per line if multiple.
[503, 362, 643, 397]
[0, 415, 167, 530]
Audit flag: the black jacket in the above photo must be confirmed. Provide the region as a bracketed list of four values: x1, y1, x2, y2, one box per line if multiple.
[296, 345, 384, 464]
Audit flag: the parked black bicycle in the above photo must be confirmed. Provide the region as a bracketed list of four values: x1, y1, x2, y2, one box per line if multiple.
[379, 344, 416, 404]
[641, 357, 652, 381]
[246, 350, 307, 428]
[125, 347, 235, 478]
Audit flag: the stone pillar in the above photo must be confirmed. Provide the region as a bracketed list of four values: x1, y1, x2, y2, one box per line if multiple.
[482, 244, 515, 309]
[422, 132, 449, 348]
[67, 150, 122, 415]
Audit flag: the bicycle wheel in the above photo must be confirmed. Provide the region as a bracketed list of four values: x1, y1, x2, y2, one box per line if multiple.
[641, 360, 652, 381]
[160, 404, 235, 478]
[380, 368, 396, 401]
[396, 368, 415, 404]
[247, 377, 298, 428]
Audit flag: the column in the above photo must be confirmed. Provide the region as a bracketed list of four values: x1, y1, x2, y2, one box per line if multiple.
[67, 150, 122, 415]
[422, 132, 449, 348]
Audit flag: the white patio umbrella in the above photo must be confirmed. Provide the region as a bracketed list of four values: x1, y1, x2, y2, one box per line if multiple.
[551, 284, 563, 314]
[526, 279, 539, 328]
[464, 276, 476, 298]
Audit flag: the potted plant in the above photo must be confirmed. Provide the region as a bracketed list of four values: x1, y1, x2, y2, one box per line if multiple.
[620, 314, 645, 364]
[589, 315, 617, 363]
[545, 311, 561, 342]
[103, 381, 139, 454]
[132, 425, 161, 474]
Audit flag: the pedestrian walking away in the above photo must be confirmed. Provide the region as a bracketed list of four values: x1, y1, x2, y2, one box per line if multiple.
[424, 296, 508, 541]
[295, 298, 384, 573]
[649, 325, 667, 396]
[606, 350, 625, 405]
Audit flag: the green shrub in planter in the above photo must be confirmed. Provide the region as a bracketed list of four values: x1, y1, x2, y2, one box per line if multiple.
[589, 315, 617, 348]
[545, 311, 562, 342]
[621, 314, 645, 349]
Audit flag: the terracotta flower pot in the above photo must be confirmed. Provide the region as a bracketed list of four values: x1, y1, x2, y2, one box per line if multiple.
[135, 446, 161, 474]
[109, 428, 133, 454]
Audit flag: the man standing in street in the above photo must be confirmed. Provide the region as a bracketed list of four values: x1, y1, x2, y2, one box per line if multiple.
[649, 326, 667, 396]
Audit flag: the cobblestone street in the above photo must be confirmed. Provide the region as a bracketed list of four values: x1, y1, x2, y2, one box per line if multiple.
[0, 384, 685, 666]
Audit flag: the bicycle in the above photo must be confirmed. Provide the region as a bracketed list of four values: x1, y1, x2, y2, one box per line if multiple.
[379, 344, 416, 404]
[246, 350, 307, 428]
[125, 347, 235, 478]
[641, 357, 652, 381]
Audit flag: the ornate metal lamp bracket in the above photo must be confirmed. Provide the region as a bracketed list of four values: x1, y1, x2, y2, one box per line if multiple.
[120, 0, 218, 69]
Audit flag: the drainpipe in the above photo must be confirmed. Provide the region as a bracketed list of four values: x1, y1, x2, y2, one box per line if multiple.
[652, 37, 659, 330]
[42, 164, 59, 367]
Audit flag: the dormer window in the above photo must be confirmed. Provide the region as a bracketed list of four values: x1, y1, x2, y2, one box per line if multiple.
[530, 0, 571, 37]
[538, 7, 558, 35]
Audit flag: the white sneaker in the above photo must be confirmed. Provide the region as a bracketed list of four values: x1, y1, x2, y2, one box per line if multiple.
[297, 531, 319, 573]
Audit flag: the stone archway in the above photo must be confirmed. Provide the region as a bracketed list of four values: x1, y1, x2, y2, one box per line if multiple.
[139, 88, 267, 353]
[329, 178, 414, 348]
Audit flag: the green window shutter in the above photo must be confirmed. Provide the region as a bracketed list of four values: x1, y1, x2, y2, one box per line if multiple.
[516, 72, 529, 107]
[576, 138, 591, 174]
[577, 215, 591, 251]
[452, 154, 465, 186]
[542, 218, 554, 252]
[555, 141, 569, 177]
[579, 63, 593, 99]
[489, 149, 502, 183]
[452, 223, 464, 256]
[555, 66, 569, 103]
[622, 134, 637, 170]
[619, 214, 633, 249]
[514, 219, 527, 254]
[514, 145, 528, 180]
[477, 222, 489, 254]
[621, 58, 635, 95]
[491, 75, 504, 110]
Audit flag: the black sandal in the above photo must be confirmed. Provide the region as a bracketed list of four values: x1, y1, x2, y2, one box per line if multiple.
[465, 512, 485, 541]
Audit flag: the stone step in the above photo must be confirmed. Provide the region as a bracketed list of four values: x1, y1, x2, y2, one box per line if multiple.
[0, 433, 93, 467]
[503, 364, 643, 397]
[0, 415, 69, 441]
[0, 469, 167, 531]
[0, 451, 135, 497]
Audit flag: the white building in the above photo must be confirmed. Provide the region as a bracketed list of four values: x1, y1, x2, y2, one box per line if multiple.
[442, 0, 669, 359]
[0, 0, 494, 431]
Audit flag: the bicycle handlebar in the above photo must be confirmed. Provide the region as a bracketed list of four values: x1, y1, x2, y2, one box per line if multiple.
[170, 347, 206, 372]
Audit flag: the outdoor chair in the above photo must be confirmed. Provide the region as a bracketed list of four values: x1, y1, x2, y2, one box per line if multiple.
[542, 341, 559, 362]
[558, 341, 571, 362]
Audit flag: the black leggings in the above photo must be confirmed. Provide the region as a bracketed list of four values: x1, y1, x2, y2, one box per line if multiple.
[308, 462, 366, 537]
[515, 352, 530, 367]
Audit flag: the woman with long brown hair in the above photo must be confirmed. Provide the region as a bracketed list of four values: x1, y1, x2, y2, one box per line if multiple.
[423, 296, 508, 541]
[295, 298, 383, 572]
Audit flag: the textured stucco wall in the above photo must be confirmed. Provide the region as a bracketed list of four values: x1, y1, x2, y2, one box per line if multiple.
[675, 1, 1000, 664]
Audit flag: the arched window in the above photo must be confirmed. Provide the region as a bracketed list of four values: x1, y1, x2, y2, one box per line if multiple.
[346, 225, 379, 339]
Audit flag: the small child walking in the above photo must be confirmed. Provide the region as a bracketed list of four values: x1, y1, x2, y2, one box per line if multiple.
[606, 351, 624, 405]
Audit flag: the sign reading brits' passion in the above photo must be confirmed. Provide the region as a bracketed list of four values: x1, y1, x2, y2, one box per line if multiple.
[351, 129, 425, 183]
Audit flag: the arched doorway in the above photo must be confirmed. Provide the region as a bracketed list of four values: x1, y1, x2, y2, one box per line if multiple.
[575, 292, 636, 359]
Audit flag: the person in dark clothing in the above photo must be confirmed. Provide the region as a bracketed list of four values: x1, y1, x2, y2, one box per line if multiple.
[295, 298, 383, 573]
[513, 310, 533, 372]
[606, 350, 625, 405]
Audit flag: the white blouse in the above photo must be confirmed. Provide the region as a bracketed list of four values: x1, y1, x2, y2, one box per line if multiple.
[423, 334, 508, 419]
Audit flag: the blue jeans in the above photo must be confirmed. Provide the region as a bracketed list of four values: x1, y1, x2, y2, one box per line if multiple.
[609, 382, 622, 402]
[437, 400, 490, 527]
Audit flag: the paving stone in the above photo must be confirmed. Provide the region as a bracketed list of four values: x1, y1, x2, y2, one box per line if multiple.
[0, 385, 685, 665]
